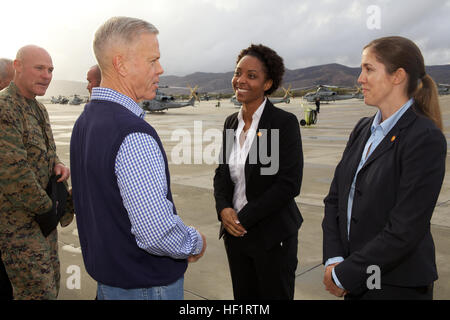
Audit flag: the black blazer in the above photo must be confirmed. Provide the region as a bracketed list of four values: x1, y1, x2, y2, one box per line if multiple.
[213, 100, 303, 250]
[322, 105, 447, 294]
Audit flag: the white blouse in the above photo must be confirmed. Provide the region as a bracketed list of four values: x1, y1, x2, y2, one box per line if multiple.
[229, 98, 267, 213]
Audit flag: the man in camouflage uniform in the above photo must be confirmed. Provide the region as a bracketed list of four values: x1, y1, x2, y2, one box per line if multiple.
[0, 57, 15, 300]
[0, 45, 73, 300]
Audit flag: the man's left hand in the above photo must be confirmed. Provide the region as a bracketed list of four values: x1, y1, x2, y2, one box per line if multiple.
[54, 163, 70, 182]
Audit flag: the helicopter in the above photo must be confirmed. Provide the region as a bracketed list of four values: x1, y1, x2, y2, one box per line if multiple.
[438, 83, 450, 95]
[200, 93, 211, 101]
[50, 96, 60, 104]
[50, 95, 69, 104]
[352, 87, 364, 100]
[303, 85, 362, 102]
[139, 85, 200, 113]
[266, 84, 294, 104]
[69, 94, 85, 105]
[152, 85, 177, 102]
[230, 85, 293, 106]
[298, 85, 364, 127]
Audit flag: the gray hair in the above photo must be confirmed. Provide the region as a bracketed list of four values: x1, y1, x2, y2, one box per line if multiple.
[0, 58, 13, 80]
[93, 16, 159, 69]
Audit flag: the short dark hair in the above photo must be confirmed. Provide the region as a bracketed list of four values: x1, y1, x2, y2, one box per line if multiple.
[236, 44, 284, 95]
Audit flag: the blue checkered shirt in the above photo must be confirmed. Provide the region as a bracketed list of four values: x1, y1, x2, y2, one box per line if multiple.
[90, 87, 203, 259]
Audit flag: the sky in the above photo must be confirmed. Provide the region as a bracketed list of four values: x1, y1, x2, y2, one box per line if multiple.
[1, 0, 449, 82]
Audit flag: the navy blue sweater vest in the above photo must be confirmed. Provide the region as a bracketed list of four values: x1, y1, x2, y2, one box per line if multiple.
[70, 100, 187, 289]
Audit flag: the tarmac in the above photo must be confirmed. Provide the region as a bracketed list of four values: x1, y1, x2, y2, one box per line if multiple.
[45, 95, 450, 300]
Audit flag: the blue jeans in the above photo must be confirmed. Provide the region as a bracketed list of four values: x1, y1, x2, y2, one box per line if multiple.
[97, 276, 184, 300]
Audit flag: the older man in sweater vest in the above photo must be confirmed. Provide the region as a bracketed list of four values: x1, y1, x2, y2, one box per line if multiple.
[70, 17, 206, 300]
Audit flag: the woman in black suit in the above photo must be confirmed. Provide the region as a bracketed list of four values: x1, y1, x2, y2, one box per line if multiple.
[322, 36, 446, 300]
[213, 44, 303, 300]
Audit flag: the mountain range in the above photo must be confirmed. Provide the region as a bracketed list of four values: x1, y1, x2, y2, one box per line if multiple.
[44, 63, 450, 98]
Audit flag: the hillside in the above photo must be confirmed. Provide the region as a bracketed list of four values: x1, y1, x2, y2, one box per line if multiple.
[160, 63, 450, 94]
[43, 63, 450, 97]
[43, 80, 88, 99]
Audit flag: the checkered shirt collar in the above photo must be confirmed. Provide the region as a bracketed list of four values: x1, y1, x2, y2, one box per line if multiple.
[91, 87, 145, 119]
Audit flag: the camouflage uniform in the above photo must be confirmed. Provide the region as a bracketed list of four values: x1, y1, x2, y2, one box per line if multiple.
[0, 82, 73, 300]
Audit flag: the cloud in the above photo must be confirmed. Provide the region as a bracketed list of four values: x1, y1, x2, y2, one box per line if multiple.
[1, 0, 448, 81]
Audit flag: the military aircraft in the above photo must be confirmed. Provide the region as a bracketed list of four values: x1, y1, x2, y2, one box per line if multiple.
[298, 86, 363, 127]
[438, 83, 450, 95]
[69, 94, 84, 105]
[200, 93, 211, 101]
[51, 95, 69, 104]
[230, 85, 293, 106]
[303, 85, 362, 102]
[139, 85, 200, 112]
[352, 87, 364, 100]
[267, 85, 293, 104]
[153, 86, 177, 102]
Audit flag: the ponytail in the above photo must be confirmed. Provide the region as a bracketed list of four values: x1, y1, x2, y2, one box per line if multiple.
[413, 74, 443, 131]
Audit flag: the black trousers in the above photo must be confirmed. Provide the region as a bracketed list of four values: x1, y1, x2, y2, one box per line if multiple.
[224, 231, 298, 300]
[0, 250, 13, 300]
[344, 283, 434, 300]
